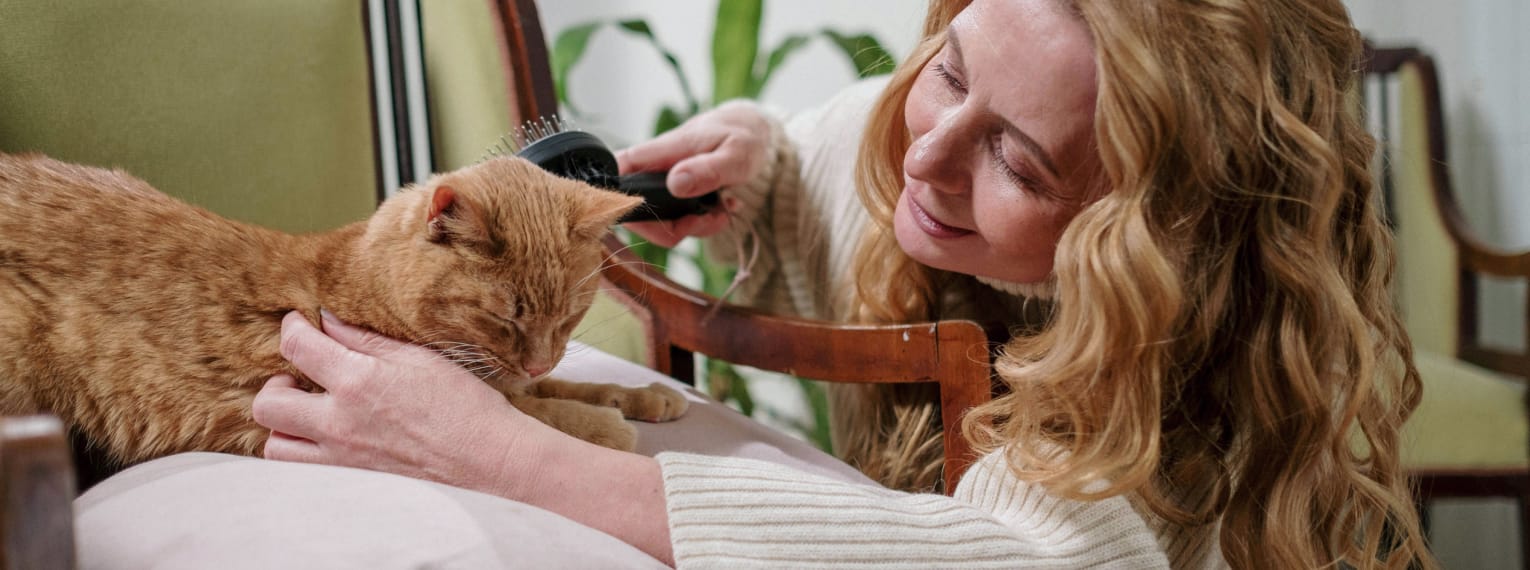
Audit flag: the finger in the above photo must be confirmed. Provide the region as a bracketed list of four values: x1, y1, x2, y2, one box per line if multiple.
[262, 430, 329, 464]
[668, 210, 732, 239]
[251, 374, 327, 440]
[621, 220, 685, 248]
[279, 311, 363, 392]
[665, 130, 766, 197]
[615, 124, 728, 176]
[318, 309, 422, 359]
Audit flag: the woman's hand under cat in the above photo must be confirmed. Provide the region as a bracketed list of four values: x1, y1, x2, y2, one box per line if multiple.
[252, 310, 537, 497]
[616, 101, 769, 247]
[252, 310, 677, 565]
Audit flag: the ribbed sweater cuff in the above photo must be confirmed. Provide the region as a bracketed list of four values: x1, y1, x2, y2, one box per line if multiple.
[657, 451, 1173, 569]
[658, 452, 1020, 568]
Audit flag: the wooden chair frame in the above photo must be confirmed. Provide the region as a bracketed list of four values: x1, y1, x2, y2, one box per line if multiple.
[500, 0, 998, 491]
[1364, 44, 1530, 565]
[597, 238, 996, 490]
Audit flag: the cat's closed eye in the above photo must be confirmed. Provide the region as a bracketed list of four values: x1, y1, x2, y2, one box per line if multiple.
[487, 312, 525, 335]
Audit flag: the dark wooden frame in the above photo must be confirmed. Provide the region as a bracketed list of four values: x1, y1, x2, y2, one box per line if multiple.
[0, 416, 74, 570]
[1365, 45, 1530, 565]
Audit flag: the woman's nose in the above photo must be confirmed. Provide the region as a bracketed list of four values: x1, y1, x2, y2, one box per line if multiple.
[904, 111, 976, 195]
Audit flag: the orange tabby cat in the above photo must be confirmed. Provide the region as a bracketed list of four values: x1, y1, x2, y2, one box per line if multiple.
[0, 153, 687, 468]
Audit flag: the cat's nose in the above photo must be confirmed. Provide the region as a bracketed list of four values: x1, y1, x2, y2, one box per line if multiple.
[524, 363, 552, 377]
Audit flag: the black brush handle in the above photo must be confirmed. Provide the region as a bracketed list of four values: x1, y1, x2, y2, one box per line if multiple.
[616, 171, 721, 223]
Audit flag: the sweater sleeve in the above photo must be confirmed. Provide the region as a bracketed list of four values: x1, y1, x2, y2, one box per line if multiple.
[696, 78, 891, 320]
[657, 451, 1171, 569]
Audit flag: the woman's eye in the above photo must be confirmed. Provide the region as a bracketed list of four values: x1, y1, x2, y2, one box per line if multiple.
[990, 135, 1042, 193]
[933, 61, 966, 94]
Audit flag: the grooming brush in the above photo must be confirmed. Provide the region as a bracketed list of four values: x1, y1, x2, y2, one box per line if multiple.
[485, 118, 720, 223]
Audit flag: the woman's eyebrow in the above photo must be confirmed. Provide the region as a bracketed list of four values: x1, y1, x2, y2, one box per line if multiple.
[948, 27, 1063, 180]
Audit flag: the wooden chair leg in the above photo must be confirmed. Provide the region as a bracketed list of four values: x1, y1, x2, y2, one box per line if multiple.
[1520, 493, 1529, 570]
[0, 415, 76, 570]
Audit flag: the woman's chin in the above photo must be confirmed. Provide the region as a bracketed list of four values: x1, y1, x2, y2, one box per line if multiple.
[893, 214, 964, 274]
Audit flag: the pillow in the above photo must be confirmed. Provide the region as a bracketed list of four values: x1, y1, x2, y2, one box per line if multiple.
[76, 342, 871, 568]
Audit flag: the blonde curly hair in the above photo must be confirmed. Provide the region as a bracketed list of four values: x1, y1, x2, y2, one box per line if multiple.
[847, 0, 1435, 567]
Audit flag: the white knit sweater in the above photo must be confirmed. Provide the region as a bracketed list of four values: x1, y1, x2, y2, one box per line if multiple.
[658, 450, 1224, 569]
[656, 79, 1229, 568]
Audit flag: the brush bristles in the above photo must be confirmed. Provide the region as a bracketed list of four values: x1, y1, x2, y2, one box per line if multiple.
[479, 116, 578, 163]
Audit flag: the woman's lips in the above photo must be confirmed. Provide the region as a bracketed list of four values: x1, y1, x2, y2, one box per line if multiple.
[909, 198, 973, 239]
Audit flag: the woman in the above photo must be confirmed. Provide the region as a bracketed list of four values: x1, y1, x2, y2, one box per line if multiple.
[255, 0, 1435, 566]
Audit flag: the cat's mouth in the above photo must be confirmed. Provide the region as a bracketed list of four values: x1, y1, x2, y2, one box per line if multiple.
[497, 370, 541, 391]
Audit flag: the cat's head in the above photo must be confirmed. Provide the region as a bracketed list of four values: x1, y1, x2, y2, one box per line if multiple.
[364, 155, 642, 388]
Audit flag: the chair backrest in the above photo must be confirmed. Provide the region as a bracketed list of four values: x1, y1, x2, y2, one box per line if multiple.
[598, 236, 995, 490]
[1362, 46, 1530, 380]
[0, 0, 380, 233]
[420, 0, 553, 171]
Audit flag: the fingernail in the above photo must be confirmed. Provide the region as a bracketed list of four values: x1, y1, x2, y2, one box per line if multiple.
[669, 172, 693, 195]
[320, 308, 341, 327]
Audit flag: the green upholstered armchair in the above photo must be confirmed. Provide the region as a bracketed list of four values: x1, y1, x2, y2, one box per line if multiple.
[0, 1, 645, 566]
[1363, 46, 1530, 565]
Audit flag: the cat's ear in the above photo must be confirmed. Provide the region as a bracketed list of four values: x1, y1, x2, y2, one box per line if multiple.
[572, 190, 644, 240]
[425, 185, 485, 244]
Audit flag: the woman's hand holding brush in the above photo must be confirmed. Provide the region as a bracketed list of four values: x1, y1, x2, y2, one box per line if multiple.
[615, 102, 770, 247]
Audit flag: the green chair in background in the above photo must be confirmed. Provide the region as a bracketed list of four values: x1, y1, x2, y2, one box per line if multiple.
[0, 1, 644, 565]
[1364, 46, 1530, 568]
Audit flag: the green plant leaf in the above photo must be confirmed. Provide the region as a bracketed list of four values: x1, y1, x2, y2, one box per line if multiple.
[746, 33, 810, 99]
[653, 105, 689, 136]
[696, 243, 739, 297]
[613, 228, 671, 270]
[822, 30, 897, 77]
[709, 359, 754, 416]
[797, 377, 834, 453]
[711, 0, 763, 105]
[615, 19, 702, 115]
[550, 21, 603, 114]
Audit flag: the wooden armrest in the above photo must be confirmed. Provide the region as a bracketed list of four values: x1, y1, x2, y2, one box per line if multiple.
[1, 415, 76, 570]
[1461, 244, 1530, 280]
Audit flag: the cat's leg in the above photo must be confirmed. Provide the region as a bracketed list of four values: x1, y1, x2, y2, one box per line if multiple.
[529, 378, 688, 423]
[507, 393, 637, 452]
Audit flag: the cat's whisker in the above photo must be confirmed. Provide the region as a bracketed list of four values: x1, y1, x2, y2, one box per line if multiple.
[598, 239, 644, 266]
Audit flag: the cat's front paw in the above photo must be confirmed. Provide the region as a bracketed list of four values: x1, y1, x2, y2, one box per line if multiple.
[578, 408, 638, 452]
[610, 382, 689, 423]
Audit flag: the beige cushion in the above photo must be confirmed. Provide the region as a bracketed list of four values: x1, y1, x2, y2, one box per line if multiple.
[1402, 350, 1529, 470]
[76, 342, 870, 568]
[1390, 63, 1461, 357]
[77, 453, 666, 569]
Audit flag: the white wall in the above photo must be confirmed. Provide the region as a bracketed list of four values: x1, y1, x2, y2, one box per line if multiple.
[1348, 0, 1529, 358]
[538, 0, 924, 148]
[541, 0, 1525, 245]
[1346, 2, 1528, 567]
[1348, 0, 1529, 250]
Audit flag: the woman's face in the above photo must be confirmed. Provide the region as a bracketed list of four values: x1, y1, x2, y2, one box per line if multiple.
[895, 0, 1101, 284]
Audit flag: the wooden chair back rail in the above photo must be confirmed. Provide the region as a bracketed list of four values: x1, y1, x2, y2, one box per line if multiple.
[1363, 46, 1530, 381]
[599, 237, 994, 489]
[490, 0, 557, 128]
